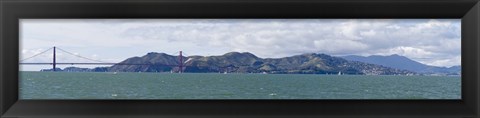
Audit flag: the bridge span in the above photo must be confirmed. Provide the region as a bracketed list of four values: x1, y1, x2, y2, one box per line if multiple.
[20, 46, 186, 72]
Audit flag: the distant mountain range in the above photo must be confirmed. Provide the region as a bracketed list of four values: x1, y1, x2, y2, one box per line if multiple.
[340, 54, 460, 75]
[42, 52, 415, 75]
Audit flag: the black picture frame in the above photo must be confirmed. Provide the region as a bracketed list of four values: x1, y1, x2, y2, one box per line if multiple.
[1, 0, 479, 118]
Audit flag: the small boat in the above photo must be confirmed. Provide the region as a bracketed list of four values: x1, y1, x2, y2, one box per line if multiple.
[224, 71, 228, 74]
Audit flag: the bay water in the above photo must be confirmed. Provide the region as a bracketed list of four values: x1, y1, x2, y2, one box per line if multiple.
[19, 71, 461, 99]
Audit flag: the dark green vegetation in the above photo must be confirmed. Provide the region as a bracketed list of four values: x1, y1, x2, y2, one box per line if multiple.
[45, 52, 415, 75]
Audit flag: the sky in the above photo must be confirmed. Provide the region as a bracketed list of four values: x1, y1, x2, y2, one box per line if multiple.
[20, 19, 461, 71]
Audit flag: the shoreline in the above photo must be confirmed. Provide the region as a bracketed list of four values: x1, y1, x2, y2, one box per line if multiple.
[19, 71, 461, 77]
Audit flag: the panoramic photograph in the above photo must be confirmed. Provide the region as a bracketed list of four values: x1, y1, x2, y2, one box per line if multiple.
[19, 19, 461, 99]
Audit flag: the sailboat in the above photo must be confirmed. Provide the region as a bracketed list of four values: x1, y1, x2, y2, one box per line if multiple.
[338, 71, 342, 75]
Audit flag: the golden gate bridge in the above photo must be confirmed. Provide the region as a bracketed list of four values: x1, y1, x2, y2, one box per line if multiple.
[19, 46, 187, 73]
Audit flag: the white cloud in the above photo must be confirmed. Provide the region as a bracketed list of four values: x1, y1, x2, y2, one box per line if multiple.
[426, 55, 461, 67]
[360, 30, 376, 37]
[380, 46, 435, 59]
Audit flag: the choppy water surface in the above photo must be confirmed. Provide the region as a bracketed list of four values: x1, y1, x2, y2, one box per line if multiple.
[19, 72, 461, 99]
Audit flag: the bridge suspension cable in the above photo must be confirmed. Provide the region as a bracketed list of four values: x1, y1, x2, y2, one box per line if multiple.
[55, 47, 112, 63]
[171, 51, 179, 56]
[20, 47, 54, 62]
[181, 52, 189, 57]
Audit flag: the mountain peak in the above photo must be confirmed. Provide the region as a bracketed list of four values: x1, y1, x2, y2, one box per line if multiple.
[390, 54, 400, 57]
[367, 54, 404, 59]
[224, 52, 241, 56]
[223, 52, 258, 58]
[302, 53, 331, 58]
[145, 52, 170, 56]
